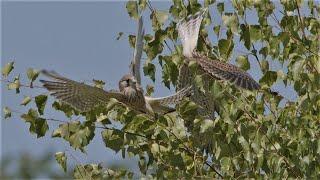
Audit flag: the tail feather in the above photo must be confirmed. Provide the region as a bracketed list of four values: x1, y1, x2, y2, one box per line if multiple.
[177, 8, 207, 58]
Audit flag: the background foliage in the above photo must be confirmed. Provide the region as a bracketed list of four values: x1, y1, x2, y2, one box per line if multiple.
[2, 0, 319, 178]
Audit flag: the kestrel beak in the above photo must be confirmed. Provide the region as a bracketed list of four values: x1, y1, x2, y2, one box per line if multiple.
[129, 79, 137, 87]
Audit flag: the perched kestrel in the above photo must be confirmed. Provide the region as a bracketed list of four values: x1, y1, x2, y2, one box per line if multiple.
[177, 8, 260, 90]
[40, 70, 192, 116]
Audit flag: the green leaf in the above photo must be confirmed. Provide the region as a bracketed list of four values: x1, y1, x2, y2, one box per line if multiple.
[204, 0, 215, 6]
[35, 95, 48, 115]
[249, 25, 262, 42]
[213, 25, 220, 36]
[145, 84, 154, 96]
[200, 119, 214, 133]
[52, 101, 77, 118]
[218, 39, 234, 59]
[3, 107, 12, 119]
[96, 113, 110, 124]
[138, 0, 147, 10]
[261, 60, 269, 73]
[238, 136, 250, 151]
[236, 55, 250, 71]
[92, 79, 105, 89]
[53, 121, 94, 151]
[55, 152, 67, 172]
[26, 68, 39, 82]
[2, 61, 14, 77]
[217, 3, 224, 14]
[259, 71, 277, 87]
[126, 1, 139, 20]
[21, 109, 49, 138]
[143, 61, 156, 82]
[220, 157, 231, 172]
[101, 129, 124, 153]
[222, 13, 239, 34]
[7, 75, 20, 94]
[152, 10, 169, 28]
[128, 34, 136, 48]
[240, 24, 251, 50]
[20, 96, 32, 106]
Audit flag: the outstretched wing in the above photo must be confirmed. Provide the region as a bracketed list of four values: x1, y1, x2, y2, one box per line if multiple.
[145, 85, 193, 106]
[144, 86, 193, 115]
[194, 53, 261, 90]
[130, 16, 145, 85]
[40, 70, 127, 112]
[177, 8, 207, 58]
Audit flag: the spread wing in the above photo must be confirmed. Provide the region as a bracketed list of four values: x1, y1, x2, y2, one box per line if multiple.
[130, 16, 145, 85]
[194, 54, 261, 90]
[145, 85, 193, 106]
[144, 86, 193, 115]
[177, 8, 207, 58]
[40, 70, 127, 112]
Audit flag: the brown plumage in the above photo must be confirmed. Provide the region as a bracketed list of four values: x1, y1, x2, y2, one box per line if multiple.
[177, 8, 260, 91]
[40, 70, 192, 116]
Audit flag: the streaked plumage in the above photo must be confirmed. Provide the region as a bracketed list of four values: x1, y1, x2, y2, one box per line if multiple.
[40, 70, 192, 116]
[177, 8, 260, 90]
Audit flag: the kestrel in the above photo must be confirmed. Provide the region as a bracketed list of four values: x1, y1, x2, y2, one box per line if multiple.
[177, 8, 260, 90]
[40, 70, 192, 116]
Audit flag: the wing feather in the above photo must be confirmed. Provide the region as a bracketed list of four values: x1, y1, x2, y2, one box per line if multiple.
[194, 55, 260, 90]
[131, 16, 145, 85]
[40, 70, 127, 112]
[145, 85, 193, 106]
[177, 8, 207, 58]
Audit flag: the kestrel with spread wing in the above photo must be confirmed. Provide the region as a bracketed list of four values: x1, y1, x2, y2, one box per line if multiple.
[177, 8, 260, 90]
[40, 70, 192, 116]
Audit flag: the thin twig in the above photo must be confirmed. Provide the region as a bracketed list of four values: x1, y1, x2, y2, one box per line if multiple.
[1, 78, 45, 89]
[295, 0, 307, 40]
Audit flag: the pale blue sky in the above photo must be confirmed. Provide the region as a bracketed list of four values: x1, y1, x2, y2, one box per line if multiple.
[1, 1, 298, 175]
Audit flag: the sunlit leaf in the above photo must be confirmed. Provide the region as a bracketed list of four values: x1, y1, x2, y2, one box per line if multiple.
[20, 96, 32, 106]
[21, 109, 49, 138]
[92, 79, 105, 89]
[126, 1, 139, 20]
[2, 61, 14, 77]
[55, 152, 67, 172]
[259, 71, 277, 87]
[26, 68, 39, 88]
[7, 75, 20, 94]
[218, 39, 234, 59]
[3, 106, 11, 119]
[236, 55, 250, 71]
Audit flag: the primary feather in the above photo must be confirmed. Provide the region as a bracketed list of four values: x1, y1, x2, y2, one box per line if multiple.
[40, 70, 127, 112]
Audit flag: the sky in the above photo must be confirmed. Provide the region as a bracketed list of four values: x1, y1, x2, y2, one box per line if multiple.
[1, 1, 300, 176]
[1, 1, 173, 173]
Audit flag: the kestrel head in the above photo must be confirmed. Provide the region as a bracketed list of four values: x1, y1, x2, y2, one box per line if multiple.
[119, 74, 137, 91]
[118, 74, 142, 101]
